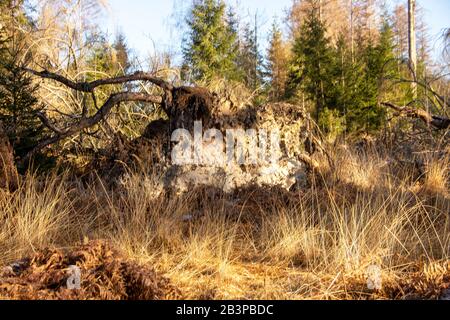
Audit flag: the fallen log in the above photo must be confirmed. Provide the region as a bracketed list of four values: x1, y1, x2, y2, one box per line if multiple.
[23, 69, 216, 164]
[382, 102, 450, 130]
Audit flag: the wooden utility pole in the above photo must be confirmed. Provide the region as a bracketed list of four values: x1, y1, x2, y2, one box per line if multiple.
[408, 0, 417, 98]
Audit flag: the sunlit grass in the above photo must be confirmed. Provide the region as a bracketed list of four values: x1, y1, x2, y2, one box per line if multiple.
[0, 148, 448, 299]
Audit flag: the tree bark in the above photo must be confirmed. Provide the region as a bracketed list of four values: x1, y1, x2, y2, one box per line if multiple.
[382, 102, 450, 130]
[23, 92, 163, 163]
[408, 0, 417, 98]
[22, 68, 215, 164]
[350, 0, 354, 63]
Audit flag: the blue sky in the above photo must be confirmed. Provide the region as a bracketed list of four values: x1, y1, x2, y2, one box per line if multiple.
[103, 0, 450, 63]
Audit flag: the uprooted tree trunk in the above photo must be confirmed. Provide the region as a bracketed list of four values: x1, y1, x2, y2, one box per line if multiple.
[23, 68, 324, 186]
[18, 68, 342, 194]
[21, 69, 217, 164]
[382, 102, 450, 130]
[0, 121, 19, 191]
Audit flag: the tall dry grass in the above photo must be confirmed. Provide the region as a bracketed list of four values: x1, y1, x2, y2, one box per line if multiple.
[0, 147, 448, 299]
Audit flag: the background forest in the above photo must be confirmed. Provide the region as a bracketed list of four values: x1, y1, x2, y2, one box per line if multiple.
[0, 0, 449, 300]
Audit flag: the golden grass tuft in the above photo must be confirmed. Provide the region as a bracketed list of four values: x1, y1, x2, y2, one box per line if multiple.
[422, 156, 449, 197]
[0, 147, 448, 300]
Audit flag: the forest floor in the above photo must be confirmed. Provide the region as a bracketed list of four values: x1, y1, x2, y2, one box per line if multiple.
[0, 145, 449, 300]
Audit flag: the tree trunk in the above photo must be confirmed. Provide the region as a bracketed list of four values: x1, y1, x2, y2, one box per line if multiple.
[350, 0, 354, 63]
[408, 0, 417, 98]
[0, 121, 19, 191]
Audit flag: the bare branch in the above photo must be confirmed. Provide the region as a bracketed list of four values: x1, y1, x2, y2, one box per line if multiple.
[390, 78, 449, 109]
[25, 68, 174, 92]
[382, 102, 450, 130]
[22, 92, 163, 163]
[36, 111, 64, 134]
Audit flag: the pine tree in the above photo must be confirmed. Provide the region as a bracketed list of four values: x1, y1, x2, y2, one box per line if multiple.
[226, 6, 243, 82]
[325, 19, 398, 134]
[287, 6, 334, 122]
[113, 31, 131, 75]
[239, 19, 263, 91]
[266, 21, 289, 100]
[364, 21, 397, 130]
[325, 33, 357, 134]
[0, 0, 45, 163]
[87, 46, 112, 79]
[287, 10, 397, 135]
[182, 0, 239, 82]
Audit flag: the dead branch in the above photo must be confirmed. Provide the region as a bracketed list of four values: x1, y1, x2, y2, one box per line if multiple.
[382, 102, 450, 130]
[297, 154, 320, 171]
[36, 111, 65, 134]
[390, 78, 449, 109]
[22, 92, 162, 163]
[25, 68, 174, 92]
[23, 68, 219, 165]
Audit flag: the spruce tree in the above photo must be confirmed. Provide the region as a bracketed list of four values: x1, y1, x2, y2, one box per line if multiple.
[113, 31, 131, 75]
[85, 35, 116, 80]
[226, 6, 244, 82]
[84, 35, 121, 118]
[348, 20, 397, 133]
[239, 20, 263, 91]
[0, 0, 45, 163]
[287, 7, 334, 122]
[330, 20, 398, 134]
[182, 0, 239, 82]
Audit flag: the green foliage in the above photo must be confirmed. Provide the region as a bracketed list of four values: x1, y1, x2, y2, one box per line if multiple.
[343, 20, 397, 133]
[182, 0, 240, 82]
[238, 21, 264, 90]
[287, 9, 398, 135]
[225, 6, 243, 82]
[86, 35, 116, 81]
[318, 107, 346, 142]
[113, 31, 131, 74]
[86, 31, 131, 82]
[0, 0, 46, 164]
[287, 8, 334, 121]
[82, 32, 145, 142]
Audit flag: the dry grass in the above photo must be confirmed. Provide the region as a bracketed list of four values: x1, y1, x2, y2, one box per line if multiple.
[0, 148, 449, 300]
[422, 156, 449, 196]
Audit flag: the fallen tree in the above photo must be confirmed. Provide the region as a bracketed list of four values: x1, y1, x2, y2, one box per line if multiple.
[22, 69, 215, 164]
[381, 102, 450, 130]
[23, 68, 321, 191]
